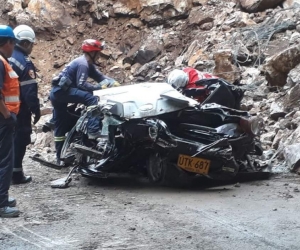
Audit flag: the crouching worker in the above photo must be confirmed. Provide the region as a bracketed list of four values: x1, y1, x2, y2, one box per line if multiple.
[167, 67, 244, 109]
[50, 39, 120, 164]
[167, 67, 218, 103]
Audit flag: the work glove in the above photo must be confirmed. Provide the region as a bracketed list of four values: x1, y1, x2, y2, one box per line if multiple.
[98, 79, 121, 89]
[33, 108, 41, 125]
[110, 81, 120, 87]
[101, 84, 108, 89]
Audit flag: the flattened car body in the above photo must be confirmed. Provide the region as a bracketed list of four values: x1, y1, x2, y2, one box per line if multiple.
[93, 82, 198, 119]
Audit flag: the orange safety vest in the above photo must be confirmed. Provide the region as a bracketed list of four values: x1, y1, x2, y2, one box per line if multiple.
[0, 55, 20, 114]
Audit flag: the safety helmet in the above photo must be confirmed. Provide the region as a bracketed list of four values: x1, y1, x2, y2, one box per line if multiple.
[81, 39, 105, 52]
[0, 25, 16, 39]
[13, 25, 35, 43]
[167, 69, 189, 89]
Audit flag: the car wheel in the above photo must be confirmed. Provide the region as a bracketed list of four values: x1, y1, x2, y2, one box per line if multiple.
[146, 152, 192, 187]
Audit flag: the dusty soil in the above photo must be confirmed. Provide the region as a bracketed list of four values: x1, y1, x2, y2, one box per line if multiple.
[1, 156, 300, 250]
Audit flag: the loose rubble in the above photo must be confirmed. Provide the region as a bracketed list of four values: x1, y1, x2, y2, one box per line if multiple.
[1, 0, 300, 172]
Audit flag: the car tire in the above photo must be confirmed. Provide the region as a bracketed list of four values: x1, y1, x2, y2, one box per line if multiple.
[146, 152, 192, 188]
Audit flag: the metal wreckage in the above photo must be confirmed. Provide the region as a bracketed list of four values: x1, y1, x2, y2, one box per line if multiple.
[32, 78, 270, 188]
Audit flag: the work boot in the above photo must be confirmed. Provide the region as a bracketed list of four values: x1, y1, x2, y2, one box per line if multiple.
[42, 118, 55, 132]
[45, 121, 55, 130]
[8, 197, 16, 207]
[42, 123, 55, 132]
[42, 124, 52, 133]
[56, 159, 66, 167]
[12, 172, 32, 185]
[0, 206, 20, 218]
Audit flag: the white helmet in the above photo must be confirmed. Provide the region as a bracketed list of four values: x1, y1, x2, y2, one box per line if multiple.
[13, 25, 35, 43]
[167, 69, 189, 89]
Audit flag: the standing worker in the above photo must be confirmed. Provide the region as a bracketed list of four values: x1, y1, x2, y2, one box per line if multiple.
[9, 25, 40, 184]
[50, 39, 120, 164]
[0, 25, 20, 218]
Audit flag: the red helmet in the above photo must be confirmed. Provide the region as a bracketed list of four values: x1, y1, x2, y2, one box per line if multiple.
[81, 39, 104, 52]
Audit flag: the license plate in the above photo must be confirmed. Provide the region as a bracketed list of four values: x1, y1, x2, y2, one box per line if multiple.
[177, 154, 211, 175]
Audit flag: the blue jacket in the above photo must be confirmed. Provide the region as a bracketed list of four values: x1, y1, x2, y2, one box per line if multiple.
[9, 46, 40, 116]
[57, 55, 112, 91]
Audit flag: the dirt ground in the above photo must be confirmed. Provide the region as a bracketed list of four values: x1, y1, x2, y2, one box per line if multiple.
[1, 156, 300, 250]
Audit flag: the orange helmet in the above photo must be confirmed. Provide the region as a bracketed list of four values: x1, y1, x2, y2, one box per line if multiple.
[81, 39, 105, 52]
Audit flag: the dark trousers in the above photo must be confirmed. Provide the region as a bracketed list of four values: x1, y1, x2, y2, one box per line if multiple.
[0, 113, 16, 208]
[14, 109, 32, 173]
[50, 86, 99, 160]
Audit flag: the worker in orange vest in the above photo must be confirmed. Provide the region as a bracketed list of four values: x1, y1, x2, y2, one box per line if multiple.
[0, 25, 20, 218]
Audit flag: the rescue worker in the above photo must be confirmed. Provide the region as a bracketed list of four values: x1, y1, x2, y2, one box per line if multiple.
[0, 25, 20, 217]
[9, 25, 40, 184]
[167, 67, 218, 102]
[50, 39, 120, 164]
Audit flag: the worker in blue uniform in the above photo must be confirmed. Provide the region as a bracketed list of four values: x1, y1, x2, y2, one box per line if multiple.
[50, 39, 120, 164]
[9, 25, 40, 184]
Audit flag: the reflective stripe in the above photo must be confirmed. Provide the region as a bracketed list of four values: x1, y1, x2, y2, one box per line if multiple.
[8, 70, 18, 78]
[9, 58, 25, 71]
[20, 79, 37, 86]
[54, 136, 66, 142]
[13, 168, 23, 172]
[0, 55, 20, 114]
[5, 96, 20, 102]
[87, 105, 97, 111]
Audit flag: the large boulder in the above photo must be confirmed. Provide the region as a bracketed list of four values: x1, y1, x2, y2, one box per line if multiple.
[134, 61, 159, 79]
[287, 63, 300, 86]
[112, 0, 142, 16]
[192, 0, 209, 5]
[108, 65, 128, 83]
[282, 125, 300, 146]
[261, 131, 276, 146]
[232, 11, 257, 28]
[283, 0, 300, 8]
[162, 32, 182, 52]
[187, 49, 209, 67]
[3, 0, 21, 13]
[270, 102, 287, 121]
[282, 84, 300, 112]
[182, 40, 201, 65]
[263, 45, 300, 87]
[213, 50, 240, 83]
[8, 0, 73, 31]
[188, 6, 214, 26]
[123, 39, 163, 65]
[140, 0, 193, 25]
[238, 0, 284, 13]
[272, 129, 291, 149]
[34, 131, 54, 149]
[283, 143, 300, 171]
[135, 40, 163, 65]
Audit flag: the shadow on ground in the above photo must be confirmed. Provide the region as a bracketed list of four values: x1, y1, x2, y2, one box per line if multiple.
[78, 171, 274, 191]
